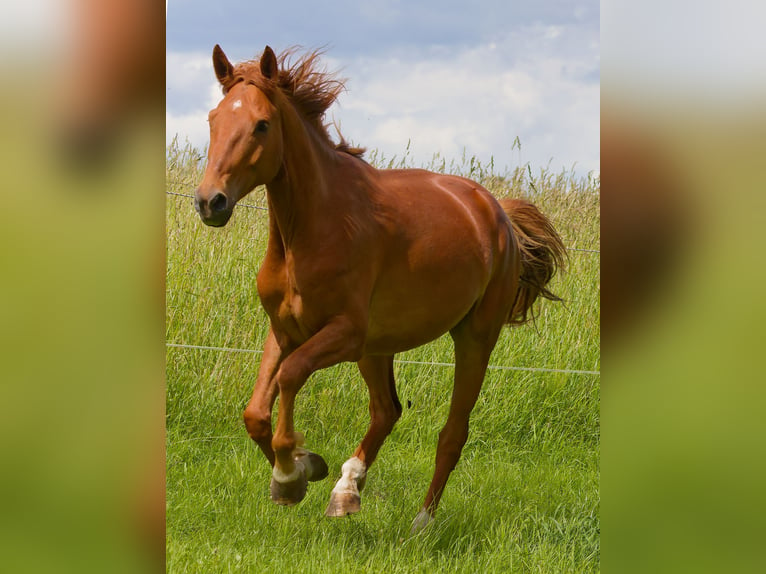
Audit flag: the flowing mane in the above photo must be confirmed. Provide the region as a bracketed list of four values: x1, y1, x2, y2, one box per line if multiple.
[224, 47, 365, 158]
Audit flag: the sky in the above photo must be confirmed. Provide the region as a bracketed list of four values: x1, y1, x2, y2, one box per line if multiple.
[166, 0, 600, 178]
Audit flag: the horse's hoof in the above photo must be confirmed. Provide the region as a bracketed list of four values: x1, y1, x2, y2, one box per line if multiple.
[295, 450, 329, 482]
[270, 471, 308, 506]
[410, 508, 433, 534]
[324, 491, 361, 517]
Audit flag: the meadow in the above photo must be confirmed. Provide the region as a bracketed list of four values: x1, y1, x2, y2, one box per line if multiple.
[166, 139, 600, 573]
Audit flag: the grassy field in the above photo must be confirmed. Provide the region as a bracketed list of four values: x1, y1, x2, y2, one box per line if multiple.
[166, 139, 600, 573]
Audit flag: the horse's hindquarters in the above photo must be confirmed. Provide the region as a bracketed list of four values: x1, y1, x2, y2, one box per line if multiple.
[364, 173, 516, 354]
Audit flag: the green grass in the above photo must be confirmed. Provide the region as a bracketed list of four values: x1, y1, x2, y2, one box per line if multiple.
[166, 138, 600, 573]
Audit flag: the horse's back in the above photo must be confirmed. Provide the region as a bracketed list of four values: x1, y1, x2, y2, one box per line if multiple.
[371, 168, 509, 242]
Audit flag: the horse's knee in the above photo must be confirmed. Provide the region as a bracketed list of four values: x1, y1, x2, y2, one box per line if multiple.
[243, 408, 271, 443]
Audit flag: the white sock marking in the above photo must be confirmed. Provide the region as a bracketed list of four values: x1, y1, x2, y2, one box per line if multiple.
[272, 463, 302, 484]
[331, 457, 366, 495]
[411, 508, 433, 533]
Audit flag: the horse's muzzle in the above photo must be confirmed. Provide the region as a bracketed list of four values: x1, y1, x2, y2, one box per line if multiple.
[194, 190, 232, 227]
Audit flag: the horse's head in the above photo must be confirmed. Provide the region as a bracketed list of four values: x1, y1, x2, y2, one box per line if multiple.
[195, 45, 284, 227]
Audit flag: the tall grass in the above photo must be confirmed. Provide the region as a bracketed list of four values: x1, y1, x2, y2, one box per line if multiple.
[166, 138, 599, 573]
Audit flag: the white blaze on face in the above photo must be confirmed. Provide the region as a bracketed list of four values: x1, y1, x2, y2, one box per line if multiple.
[232, 99, 242, 111]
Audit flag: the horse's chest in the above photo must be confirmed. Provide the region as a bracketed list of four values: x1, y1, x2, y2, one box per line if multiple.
[257, 264, 313, 344]
[276, 292, 308, 337]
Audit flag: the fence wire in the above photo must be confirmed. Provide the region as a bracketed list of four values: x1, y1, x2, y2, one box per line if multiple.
[166, 190, 269, 211]
[165, 190, 599, 253]
[166, 342, 600, 376]
[165, 186, 599, 376]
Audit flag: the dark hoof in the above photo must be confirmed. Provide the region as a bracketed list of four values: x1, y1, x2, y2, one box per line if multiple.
[295, 450, 329, 482]
[270, 471, 308, 506]
[324, 491, 361, 517]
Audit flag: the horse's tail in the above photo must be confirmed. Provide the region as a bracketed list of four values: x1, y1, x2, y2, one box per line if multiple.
[501, 198, 567, 325]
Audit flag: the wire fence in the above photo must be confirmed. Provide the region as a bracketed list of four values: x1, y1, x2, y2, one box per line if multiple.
[166, 342, 600, 376]
[165, 186, 599, 377]
[165, 190, 600, 253]
[166, 190, 269, 212]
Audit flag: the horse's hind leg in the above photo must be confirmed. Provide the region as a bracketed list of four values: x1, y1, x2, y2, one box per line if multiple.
[326, 354, 401, 517]
[411, 324, 498, 533]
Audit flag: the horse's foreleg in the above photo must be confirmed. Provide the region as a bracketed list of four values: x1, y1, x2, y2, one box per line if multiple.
[245, 328, 329, 484]
[326, 354, 401, 517]
[243, 328, 282, 466]
[270, 318, 364, 506]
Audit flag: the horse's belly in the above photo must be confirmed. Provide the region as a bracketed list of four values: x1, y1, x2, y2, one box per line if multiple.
[364, 322, 459, 355]
[364, 261, 486, 354]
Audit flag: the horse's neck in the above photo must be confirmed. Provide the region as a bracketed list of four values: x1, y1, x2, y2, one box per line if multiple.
[265, 124, 344, 251]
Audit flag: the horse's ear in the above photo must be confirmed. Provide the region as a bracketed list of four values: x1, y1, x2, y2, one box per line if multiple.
[212, 44, 234, 88]
[260, 46, 278, 80]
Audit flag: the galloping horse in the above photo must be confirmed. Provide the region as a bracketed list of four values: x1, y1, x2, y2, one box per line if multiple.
[194, 45, 566, 532]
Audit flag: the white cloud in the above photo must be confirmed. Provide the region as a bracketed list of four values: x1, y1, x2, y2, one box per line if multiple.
[165, 24, 599, 176]
[166, 51, 212, 79]
[166, 110, 209, 149]
[165, 51, 224, 147]
[336, 26, 599, 174]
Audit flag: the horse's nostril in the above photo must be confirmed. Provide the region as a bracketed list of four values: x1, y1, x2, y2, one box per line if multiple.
[193, 196, 201, 213]
[210, 193, 228, 213]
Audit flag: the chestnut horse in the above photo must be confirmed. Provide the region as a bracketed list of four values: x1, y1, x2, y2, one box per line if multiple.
[194, 45, 566, 532]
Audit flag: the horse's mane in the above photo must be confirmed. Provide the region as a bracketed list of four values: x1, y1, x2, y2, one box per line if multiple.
[229, 47, 365, 159]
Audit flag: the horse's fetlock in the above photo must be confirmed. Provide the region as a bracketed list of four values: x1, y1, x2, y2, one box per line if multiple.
[272, 434, 297, 455]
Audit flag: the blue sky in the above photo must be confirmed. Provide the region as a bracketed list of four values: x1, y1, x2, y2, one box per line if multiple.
[166, 1, 600, 177]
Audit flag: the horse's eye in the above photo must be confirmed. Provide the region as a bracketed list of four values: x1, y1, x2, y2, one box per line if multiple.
[254, 120, 269, 134]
